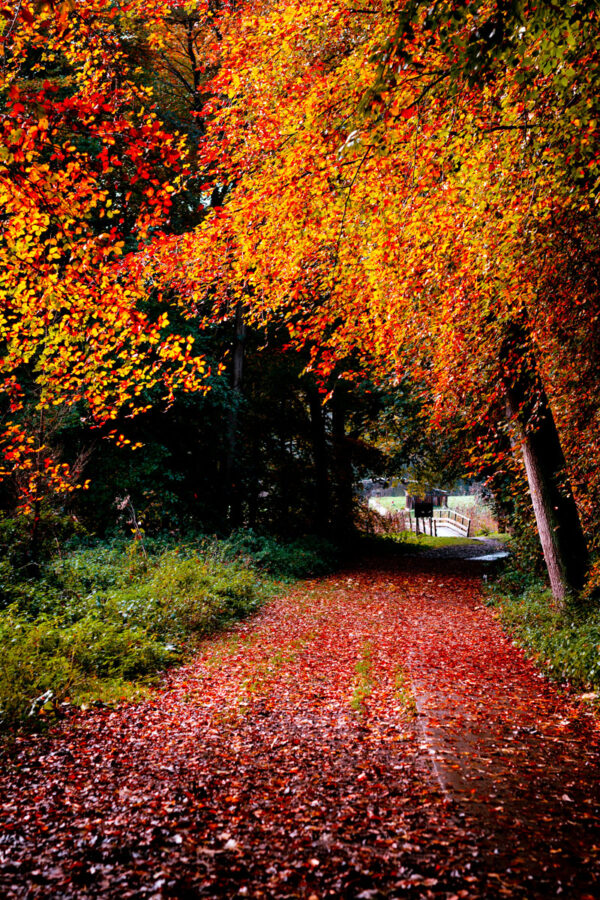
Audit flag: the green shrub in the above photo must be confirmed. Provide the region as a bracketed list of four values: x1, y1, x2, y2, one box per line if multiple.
[68, 617, 170, 679]
[0, 611, 77, 729]
[487, 578, 600, 689]
[47, 542, 148, 594]
[0, 537, 272, 732]
[0, 527, 339, 731]
[220, 530, 339, 578]
[103, 551, 263, 637]
[0, 510, 83, 572]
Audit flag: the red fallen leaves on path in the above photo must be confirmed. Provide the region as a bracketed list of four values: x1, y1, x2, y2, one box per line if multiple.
[1, 554, 600, 899]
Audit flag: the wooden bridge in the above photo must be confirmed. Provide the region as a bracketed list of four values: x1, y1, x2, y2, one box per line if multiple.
[368, 501, 472, 537]
[417, 508, 471, 537]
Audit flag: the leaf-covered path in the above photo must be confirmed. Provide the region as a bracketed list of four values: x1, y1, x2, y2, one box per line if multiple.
[2, 554, 600, 899]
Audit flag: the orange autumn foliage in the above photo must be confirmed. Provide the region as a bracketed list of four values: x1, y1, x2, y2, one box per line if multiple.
[152, 0, 600, 544]
[2, 0, 600, 560]
[1, 0, 208, 508]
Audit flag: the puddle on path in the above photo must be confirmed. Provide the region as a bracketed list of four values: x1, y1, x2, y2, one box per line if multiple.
[472, 551, 510, 561]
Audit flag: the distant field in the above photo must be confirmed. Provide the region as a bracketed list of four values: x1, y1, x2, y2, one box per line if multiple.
[375, 495, 484, 511]
[448, 496, 479, 509]
[375, 496, 406, 510]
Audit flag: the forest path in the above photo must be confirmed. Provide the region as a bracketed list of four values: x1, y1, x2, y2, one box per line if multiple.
[2, 554, 600, 899]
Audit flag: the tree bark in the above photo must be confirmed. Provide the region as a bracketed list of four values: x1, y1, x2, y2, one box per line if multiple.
[306, 383, 330, 534]
[331, 385, 354, 537]
[224, 301, 245, 529]
[502, 326, 588, 604]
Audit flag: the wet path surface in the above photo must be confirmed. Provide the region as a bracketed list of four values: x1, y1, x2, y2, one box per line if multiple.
[1, 551, 599, 898]
[388, 555, 600, 897]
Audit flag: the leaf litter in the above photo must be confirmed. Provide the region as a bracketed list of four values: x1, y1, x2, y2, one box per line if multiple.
[1, 552, 600, 898]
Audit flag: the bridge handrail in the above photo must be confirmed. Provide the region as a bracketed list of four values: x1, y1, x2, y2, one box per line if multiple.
[368, 500, 472, 537]
[433, 508, 471, 527]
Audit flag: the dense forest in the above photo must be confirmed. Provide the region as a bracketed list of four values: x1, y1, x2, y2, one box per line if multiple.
[0, 0, 466, 543]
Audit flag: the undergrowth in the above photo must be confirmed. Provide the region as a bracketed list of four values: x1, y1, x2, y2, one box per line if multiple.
[218, 529, 339, 579]
[0, 529, 337, 732]
[366, 532, 478, 551]
[390, 532, 477, 549]
[487, 571, 600, 691]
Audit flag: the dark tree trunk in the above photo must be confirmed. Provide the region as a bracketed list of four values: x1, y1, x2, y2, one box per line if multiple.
[277, 429, 290, 536]
[331, 385, 354, 537]
[224, 301, 245, 529]
[501, 326, 588, 604]
[307, 384, 330, 534]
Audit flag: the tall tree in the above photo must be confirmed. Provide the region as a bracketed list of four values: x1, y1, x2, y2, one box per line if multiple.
[0, 0, 207, 511]
[3, 0, 600, 601]
[158, 0, 598, 600]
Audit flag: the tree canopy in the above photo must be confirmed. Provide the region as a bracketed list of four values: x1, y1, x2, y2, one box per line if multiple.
[2, 0, 600, 598]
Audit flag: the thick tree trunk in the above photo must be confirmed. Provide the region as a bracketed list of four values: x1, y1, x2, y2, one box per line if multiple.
[224, 301, 245, 529]
[331, 385, 354, 537]
[307, 384, 330, 534]
[502, 327, 588, 604]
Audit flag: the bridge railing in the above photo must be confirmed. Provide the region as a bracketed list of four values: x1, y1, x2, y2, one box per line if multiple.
[432, 508, 471, 536]
[367, 500, 472, 537]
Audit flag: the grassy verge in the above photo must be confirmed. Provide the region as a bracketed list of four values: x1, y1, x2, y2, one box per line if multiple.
[387, 532, 479, 549]
[487, 574, 600, 692]
[350, 641, 374, 717]
[0, 531, 338, 732]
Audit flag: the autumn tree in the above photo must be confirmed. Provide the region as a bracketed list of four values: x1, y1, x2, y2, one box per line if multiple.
[153, 0, 599, 602]
[0, 0, 208, 517]
[3, 0, 600, 601]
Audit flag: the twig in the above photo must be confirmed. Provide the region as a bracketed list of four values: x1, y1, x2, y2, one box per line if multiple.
[334, 144, 373, 265]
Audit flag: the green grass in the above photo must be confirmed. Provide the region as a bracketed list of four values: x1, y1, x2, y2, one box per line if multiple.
[389, 532, 478, 549]
[0, 530, 338, 732]
[487, 577, 600, 691]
